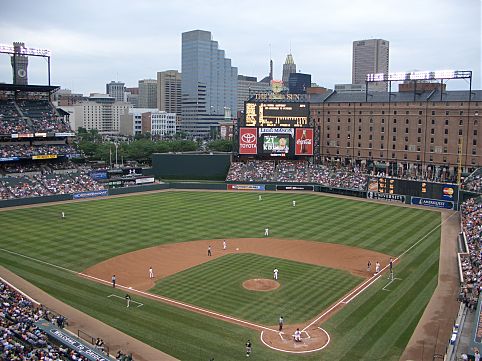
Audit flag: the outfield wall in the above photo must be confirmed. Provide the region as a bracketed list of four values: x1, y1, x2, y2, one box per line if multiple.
[152, 154, 231, 180]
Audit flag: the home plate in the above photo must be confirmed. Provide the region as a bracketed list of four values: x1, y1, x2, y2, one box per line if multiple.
[129, 287, 132, 289]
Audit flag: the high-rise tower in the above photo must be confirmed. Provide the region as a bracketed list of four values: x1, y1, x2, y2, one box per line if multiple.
[181, 30, 238, 138]
[282, 54, 296, 88]
[352, 39, 389, 91]
[10, 42, 29, 85]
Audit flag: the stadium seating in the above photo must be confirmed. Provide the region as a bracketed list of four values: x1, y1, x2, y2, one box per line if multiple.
[462, 168, 482, 194]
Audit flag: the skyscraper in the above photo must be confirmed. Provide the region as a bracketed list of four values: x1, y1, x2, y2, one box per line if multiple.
[138, 79, 157, 108]
[106, 81, 125, 102]
[282, 54, 296, 88]
[157, 70, 182, 123]
[181, 30, 238, 138]
[352, 39, 389, 91]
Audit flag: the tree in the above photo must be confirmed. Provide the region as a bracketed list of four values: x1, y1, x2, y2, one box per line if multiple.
[207, 139, 233, 152]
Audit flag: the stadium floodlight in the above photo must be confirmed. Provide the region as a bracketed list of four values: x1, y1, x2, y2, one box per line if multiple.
[0, 44, 51, 57]
[367, 70, 472, 82]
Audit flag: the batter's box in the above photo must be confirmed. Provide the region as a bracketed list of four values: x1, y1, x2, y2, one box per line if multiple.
[107, 294, 144, 308]
[382, 278, 402, 292]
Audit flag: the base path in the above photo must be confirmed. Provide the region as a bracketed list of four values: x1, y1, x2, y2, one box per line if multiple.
[0, 265, 178, 361]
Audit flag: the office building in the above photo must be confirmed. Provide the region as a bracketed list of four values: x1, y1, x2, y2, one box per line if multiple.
[119, 108, 175, 137]
[138, 79, 157, 108]
[352, 39, 389, 92]
[309, 89, 481, 176]
[73, 93, 131, 133]
[288, 73, 311, 94]
[181, 30, 238, 138]
[237, 75, 271, 112]
[157, 70, 182, 123]
[282, 54, 296, 88]
[106, 81, 125, 102]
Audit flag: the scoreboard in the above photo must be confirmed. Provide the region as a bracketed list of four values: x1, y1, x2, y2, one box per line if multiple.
[244, 102, 309, 127]
[367, 177, 458, 203]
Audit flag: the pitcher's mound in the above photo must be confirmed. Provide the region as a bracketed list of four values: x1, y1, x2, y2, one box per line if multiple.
[243, 278, 280, 291]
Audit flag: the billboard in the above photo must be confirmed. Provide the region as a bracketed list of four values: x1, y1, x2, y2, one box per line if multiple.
[227, 184, 265, 191]
[295, 128, 313, 155]
[244, 102, 309, 127]
[239, 127, 258, 154]
[411, 197, 454, 210]
[276, 185, 314, 191]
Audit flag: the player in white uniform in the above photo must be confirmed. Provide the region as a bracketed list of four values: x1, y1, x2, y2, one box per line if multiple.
[292, 200, 296, 207]
[149, 266, 154, 279]
[265, 228, 269, 236]
[273, 268, 279, 280]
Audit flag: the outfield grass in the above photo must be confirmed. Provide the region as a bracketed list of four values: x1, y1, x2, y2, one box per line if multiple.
[0, 191, 442, 360]
[151, 253, 361, 325]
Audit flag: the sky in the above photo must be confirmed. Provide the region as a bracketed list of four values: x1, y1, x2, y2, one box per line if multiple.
[1, 0, 481, 95]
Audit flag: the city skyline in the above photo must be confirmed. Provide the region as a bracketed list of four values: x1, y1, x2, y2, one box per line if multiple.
[0, 0, 480, 95]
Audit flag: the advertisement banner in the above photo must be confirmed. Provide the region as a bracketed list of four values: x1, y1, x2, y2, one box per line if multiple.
[55, 132, 75, 137]
[34, 320, 110, 361]
[73, 189, 108, 199]
[0, 157, 20, 162]
[32, 154, 58, 160]
[295, 128, 313, 155]
[227, 184, 265, 191]
[239, 128, 258, 154]
[411, 197, 454, 209]
[441, 185, 456, 200]
[34, 132, 47, 137]
[367, 191, 405, 203]
[276, 185, 314, 191]
[89, 171, 108, 180]
[135, 177, 155, 184]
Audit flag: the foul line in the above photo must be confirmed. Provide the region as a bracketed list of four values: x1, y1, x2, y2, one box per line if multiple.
[302, 211, 457, 332]
[107, 294, 144, 308]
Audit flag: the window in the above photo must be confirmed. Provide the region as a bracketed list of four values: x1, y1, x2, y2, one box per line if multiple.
[406, 111, 409, 115]
[394, 111, 397, 115]
[446, 111, 449, 115]
[432, 111, 435, 115]
[475, 130, 478, 136]
[431, 119, 435, 125]
[459, 119, 463, 126]
[393, 136, 396, 141]
[430, 138, 434, 143]
[381, 135, 385, 141]
[460, 111, 464, 115]
[445, 119, 449, 126]
[381, 127, 385, 132]
[381, 118, 385, 123]
[382, 111, 385, 115]
[418, 128, 422, 134]
[431, 128, 435, 134]
[405, 128, 409, 134]
[404, 154, 407, 160]
[444, 129, 448, 135]
[392, 144, 396, 149]
[474, 139, 478, 146]
[327, 125, 330, 130]
[419, 111, 423, 115]
[393, 118, 397, 123]
[369, 143, 372, 148]
[369, 126, 373, 132]
[459, 129, 462, 136]
[444, 138, 448, 144]
[370, 118, 373, 123]
[369, 135, 373, 140]
[380, 152, 384, 157]
[393, 127, 397, 132]
[416, 155, 420, 160]
[358, 143, 361, 148]
[392, 153, 395, 158]
[417, 137, 421, 143]
[444, 147, 448, 153]
[405, 136, 409, 142]
[405, 119, 409, 124]
[358, 134, 361, 140]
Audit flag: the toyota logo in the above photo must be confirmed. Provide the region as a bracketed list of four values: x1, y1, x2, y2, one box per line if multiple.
[241, 133, 256, 143]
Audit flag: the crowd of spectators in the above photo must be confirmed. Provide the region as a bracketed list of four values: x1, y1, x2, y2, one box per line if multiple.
[1, 280, 90, 360]
[0, 143, 78, 158]
[0, 99, 71, 135]
[226, 160, 367, 190]
[462, 168, 482, 194]
[458, 197, 482, 309]
[0, 171, 105, 200]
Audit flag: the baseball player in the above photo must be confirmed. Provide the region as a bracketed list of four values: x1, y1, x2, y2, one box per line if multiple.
[264, 228, 269, 236]
[389, 258, 394, 280]
[149, 266, 154, 279]
[61, 211, 65, 219]
[125, 294, 131, 308]
[258, 194, 262, 201]
[294, 328, 302, 342]
[273, 268, 279, 280]
[223, 240, 227, 250]
[278, 316, 284, 331]
[367, 260, 371, 272]
[245, 340, 252, 357]
[292, 200, 296, 207]
[375, 261, 380, 274]
[112, 274, 116, 288]
[208, 245, 212, 256]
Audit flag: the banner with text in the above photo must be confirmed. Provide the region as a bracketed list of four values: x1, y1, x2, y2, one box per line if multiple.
[73, 189, 108, 199]
[295, 128, 313, 155]
[227, 184, 265, 191]
[239, 128, 258, 154]
[411, 197, 454, 209]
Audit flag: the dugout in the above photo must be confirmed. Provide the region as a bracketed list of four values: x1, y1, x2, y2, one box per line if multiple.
[152, 153, 231, 180]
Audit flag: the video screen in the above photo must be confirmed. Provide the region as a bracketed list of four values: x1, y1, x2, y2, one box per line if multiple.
[262, 135, 290, 154]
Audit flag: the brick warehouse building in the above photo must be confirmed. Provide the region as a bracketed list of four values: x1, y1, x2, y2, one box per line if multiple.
[309, 88, 481, 178]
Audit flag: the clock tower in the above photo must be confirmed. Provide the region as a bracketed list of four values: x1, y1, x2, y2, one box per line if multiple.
[11, 42, 29, 85]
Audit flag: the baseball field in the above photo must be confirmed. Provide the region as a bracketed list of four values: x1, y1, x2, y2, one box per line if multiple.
[0, 190, 444, 360]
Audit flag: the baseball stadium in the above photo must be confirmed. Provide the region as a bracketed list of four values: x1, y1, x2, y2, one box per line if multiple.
[0, 43, 481, 361]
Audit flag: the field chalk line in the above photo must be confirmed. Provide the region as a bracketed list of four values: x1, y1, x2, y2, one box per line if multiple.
[260, 327, 331, 354]
[302, 211, 457, 332]
[0, 247, 278, 334]
[107, 294, 144, 308]
[382, 278, 402, 292]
